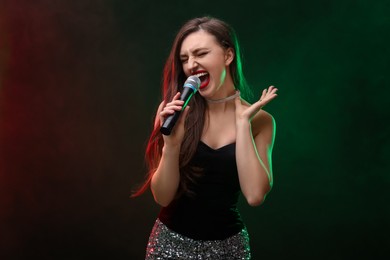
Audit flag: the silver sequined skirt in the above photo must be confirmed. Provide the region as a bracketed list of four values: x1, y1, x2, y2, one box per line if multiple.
[145, 218, 251, 259]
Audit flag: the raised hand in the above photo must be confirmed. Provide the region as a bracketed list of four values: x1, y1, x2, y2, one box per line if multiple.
[235, 86, 278, 123]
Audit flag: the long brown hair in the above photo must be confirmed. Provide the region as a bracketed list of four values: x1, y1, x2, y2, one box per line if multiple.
[132, 16, 252, 197]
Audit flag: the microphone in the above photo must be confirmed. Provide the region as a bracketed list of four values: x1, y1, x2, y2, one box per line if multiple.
[160, 76, 201, 135]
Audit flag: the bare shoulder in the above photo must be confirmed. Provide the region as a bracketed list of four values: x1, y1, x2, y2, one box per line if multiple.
[251, 109, 276, 137]
[238, 98, 275, 137]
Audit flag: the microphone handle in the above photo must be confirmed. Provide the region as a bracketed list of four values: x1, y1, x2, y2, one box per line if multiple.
[160, 111, 182, 136]
[160, 87, 194, 136]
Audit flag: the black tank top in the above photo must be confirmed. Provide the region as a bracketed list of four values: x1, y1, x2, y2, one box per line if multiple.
[158, 140, 244, 240]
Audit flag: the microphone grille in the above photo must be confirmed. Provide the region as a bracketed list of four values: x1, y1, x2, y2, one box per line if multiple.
[186, 76, 201, 91]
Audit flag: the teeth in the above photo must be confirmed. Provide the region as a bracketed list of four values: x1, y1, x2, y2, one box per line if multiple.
[194, 72, 208, 77]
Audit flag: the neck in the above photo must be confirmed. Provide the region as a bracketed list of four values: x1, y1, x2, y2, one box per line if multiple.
[205, 90, 240, 104]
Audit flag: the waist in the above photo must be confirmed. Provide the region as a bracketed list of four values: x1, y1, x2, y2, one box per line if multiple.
[158, 203, 244, 240]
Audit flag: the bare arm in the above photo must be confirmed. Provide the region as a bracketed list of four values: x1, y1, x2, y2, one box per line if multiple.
[235, 112, 275, 206]
[151, 143, 181, 207]
[235, 86, 277, 206]
[150, 93, 190, 207]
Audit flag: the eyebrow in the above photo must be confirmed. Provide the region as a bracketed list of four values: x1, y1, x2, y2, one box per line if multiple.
[180, 48, 210, 58]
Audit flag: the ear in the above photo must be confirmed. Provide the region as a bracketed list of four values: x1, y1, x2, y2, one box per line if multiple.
[224, 48, 234, 66]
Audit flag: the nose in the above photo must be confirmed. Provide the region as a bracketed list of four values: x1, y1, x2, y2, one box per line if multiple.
[187, 56, 198, 74]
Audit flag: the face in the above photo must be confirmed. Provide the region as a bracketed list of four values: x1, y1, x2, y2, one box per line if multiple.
[179, 30, 234, 97]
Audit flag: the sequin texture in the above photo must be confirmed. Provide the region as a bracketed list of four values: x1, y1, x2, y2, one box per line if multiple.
[145, 219, 251, 259]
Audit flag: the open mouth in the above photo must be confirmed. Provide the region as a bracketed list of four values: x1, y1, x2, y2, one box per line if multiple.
[193, 71, 210, 89]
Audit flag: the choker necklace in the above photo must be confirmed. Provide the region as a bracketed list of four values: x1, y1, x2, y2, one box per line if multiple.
[206, 90, 240, 104]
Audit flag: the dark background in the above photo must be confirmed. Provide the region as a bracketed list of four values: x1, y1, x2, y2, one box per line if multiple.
[1, 0, 389, 259]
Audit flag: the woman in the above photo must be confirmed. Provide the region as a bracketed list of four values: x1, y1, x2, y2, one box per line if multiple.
[134, 16, 278, 259]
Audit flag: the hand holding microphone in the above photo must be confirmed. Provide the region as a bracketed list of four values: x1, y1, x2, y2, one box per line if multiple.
[160, 76, 201, 136]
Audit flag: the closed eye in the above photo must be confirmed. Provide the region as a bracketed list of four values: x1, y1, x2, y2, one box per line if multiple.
[197, 52, 208, 57]
[179, 50, 208, 63]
